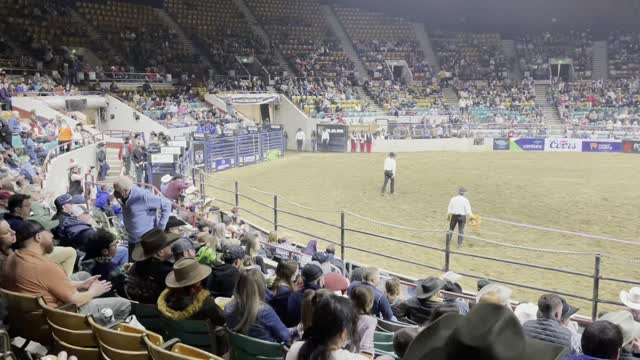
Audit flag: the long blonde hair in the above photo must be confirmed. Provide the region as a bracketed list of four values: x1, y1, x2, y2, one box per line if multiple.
[245, 232, 260, 258]
[231, 268, 266, 335]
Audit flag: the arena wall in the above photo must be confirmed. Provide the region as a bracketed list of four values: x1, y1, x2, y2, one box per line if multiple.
[102, 95, 168, 139]
[274, 95, 317, 151]
[372, 138, 494, 152]
[12, 97, 81, 128]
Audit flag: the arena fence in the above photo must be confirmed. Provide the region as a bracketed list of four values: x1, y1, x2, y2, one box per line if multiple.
[183, 166, 639, 320]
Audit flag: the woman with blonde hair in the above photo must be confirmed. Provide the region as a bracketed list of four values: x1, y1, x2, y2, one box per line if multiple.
[245, 231, 266, 273]
[224, 268, 291, 343]
[196, 233, 220, 266]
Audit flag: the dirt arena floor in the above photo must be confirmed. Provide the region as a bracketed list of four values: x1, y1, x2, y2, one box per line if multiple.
[204, 151, 640, 315]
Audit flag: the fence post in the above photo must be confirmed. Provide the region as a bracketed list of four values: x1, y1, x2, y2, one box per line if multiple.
[591, 254, 602, 321]
[199, 170, 205, 195]
[273, 195, 278, 231]
[444, 233, 452, 272]
[340, 210, 345, 264]
[234, 181, 239, 207]
[190, 167, 196, 186]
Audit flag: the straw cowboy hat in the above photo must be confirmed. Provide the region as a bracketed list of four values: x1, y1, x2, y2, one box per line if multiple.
[599, 311, 640, 346]
[620, 287, 640, 310]
[165, 258, 212, 288]
[403, 303, 566, 360]
[161, 174, 172, 183]
[185, 185, 198, 195]
[131, 229, 180, 261]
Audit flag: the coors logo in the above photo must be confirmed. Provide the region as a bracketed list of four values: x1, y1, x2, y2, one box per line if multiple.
[545, 138, 581, 152]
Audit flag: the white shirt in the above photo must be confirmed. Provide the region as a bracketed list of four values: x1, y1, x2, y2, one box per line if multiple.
[295, 131, 305, 141]
[321, 131, 330, 142]
[383, 157, 396, 176]
[448, 195, 473, 216]
[286, 341, 368, 360]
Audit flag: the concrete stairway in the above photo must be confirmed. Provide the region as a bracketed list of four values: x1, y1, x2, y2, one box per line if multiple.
[502, 39, 522, 80]
[232, 0, 295, 78]
[321, 5, 369, 82]
[105, 147, 122, 183]
[535, 83, 563, 136]
[69, 9, 122, 62]
[155, 8, 213, 69]
[443, 86, 459, 108]
[413, 23, 439, 70]
[355, 86, 385, 114]
[592, 40, 609, 80]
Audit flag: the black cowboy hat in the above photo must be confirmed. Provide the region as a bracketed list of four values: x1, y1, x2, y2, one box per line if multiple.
[415, 277, 446, 299]
[403, 303, 567, 360]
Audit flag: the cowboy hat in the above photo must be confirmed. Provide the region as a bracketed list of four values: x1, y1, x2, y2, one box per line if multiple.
[403, 303, 567, 360]
[415, 277, 446, 299]
[621, 288, 640, 310]
[457, 187, 467, 195]
[131, 229, 180, 261]
[185, 185, 198, 195]
[161, 174, 172, 183]
[165, 258, 211, 288]
[599, 311, 640, 346]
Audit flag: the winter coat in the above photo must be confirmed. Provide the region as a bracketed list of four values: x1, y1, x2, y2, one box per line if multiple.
[523, 318, 573, 350]
[157, 288, 225, 327]
[206, 264, 239, 298]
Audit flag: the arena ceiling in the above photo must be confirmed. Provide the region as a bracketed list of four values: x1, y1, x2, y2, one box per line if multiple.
[337, 0, 640, 36]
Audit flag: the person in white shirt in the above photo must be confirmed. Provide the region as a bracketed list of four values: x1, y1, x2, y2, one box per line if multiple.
[447, 187, 473, 247]
[295, 128, 306, 152]
[381, 152, 396, 195]
[321, 129, 330, 152]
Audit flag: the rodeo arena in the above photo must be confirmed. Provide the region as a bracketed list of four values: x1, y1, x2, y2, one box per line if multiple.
[2, 0, 640, 360]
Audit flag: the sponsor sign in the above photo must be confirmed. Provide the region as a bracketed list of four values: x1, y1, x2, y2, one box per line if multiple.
[192, 142, 205, 168]
[544, 138, 582, 152]
[493, 138, 509, 151]
[160, 146, 182, 155]
[317, 124, 348, 152]
[509, 138, 545, 152]
[168, 140, 187, 148]
[622, 141, 640, 154]
[240, 155, 256, 165]
[581, 141, 622, 153]
[150, 154, 175, 163]
[214, 158, 234, 171]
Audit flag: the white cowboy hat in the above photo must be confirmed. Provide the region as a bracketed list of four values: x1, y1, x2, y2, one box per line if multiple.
[185, 185, 198, 195]
[621, 288, 640, 310]
[599, 311, 640, 346]
[440, 271, 463, 283]
[161, 174, 172, 183]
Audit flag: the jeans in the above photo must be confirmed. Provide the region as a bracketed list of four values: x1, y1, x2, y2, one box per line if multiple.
[123, 156, 131, 175]
[296, 140, 303, 152]
[381, 170, 395, 194]
[99, 162, 110, 181]
[447, 215, 467, 246]
[135, 165, 144, 183]
[71, 271, 132, 324]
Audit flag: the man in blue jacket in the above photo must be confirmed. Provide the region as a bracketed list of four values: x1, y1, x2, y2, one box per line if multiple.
[51, 194, 96, 251]
[287, 263, 324, 326]
[113, 176, 171, 259]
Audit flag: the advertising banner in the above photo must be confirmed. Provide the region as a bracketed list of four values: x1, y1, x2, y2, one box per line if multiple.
[317, 124, 348, 152]
[493, 138, 509, 151]
[509, 138, 545, 152]
[622, 141, 640, 154]
[544, 138, 582, 152]
[581, 141, 622, 153]
[214, 158, 234, 171]
[191, 142, 206, 169]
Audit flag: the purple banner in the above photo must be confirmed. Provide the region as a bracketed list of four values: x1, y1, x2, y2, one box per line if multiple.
[510, 138, 545, 151]
[581, 141, 622, 153]
[214, 158, 233, 171]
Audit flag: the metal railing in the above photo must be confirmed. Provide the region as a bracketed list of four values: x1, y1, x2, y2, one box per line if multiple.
[179, 164, 638, 321]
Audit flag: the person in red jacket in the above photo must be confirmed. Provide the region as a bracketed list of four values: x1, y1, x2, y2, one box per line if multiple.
[350, 132, 357, 153]
[359, 131, 366, 153]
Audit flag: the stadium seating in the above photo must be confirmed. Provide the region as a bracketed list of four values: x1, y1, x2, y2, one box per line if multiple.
[608, 32, 640, 79]
[364, 79, 447, 115]
[245, 0, 355, 78]
[431, 31, 508, 80]
[275, 77, 366, 118]
[516, 31, 593, 80]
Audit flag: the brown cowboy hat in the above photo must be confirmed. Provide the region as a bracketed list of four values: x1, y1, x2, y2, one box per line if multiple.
[131, 229, 180, 261]
[403, 303, 567, 360]
[165, 258, 212, 288]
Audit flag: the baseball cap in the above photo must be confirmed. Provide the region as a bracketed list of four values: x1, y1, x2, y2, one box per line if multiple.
[302, 263, 324, 284]
[54, 194, 84, 209]
[171, 238, 195, 257]
[14, 219, 52, 244]
[223, 246, 245, 261]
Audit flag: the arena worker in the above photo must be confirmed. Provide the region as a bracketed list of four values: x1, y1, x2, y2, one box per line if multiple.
[295, 128, 305, 152]
[446, 187, 472, 247]
[381, 152, 396, 195]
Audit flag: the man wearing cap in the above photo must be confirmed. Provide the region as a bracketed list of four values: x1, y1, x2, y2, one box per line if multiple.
[124, 228, 180, 304]
[522, 294, 573, 351]
[113, 176, 172, 256]
[160, 174, 172, 194]
[381, 152, 397, 195]
[206, 246, 244, 298]
[51, 193, 96, 250]
[286, 263, 325, 326]
[348, 267, 396, 321]
[2, 218, 131, 321]
[447, 187, 473, 247]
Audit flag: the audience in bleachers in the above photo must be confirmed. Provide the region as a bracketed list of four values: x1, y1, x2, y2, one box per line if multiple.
[432, 30, 509, 80]
[608, 32, 640, 79]
[364, 79, 446, 115]
[516, 31, 593, 80]
[276, 77, 366, 118]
